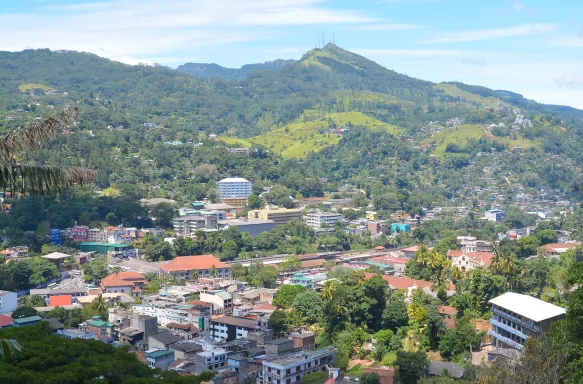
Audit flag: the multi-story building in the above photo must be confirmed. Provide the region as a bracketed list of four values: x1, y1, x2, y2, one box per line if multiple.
[218, 218, 275, 237]
[108, 309, 158, 345]
[195, 347, 230, 373]
[132, 303, 191, 326]
[217, 177, 252, 207]
[146, 348, 175, 370]
[160, 255, 231, 281]
[456, 236, 493, 253]
[172, 215, 208, 236]
[0, 290, 17, 314]
[248, 206, 302, 227]
[71, 225, 89, 242]
[489, 292, 566, 350]
[289, 274, 315, 290]
[210, 316, 259, 342]
[485, 209, 506, 223]
[87, 228, 107, 242]
[303, 211, 343, 231]
[200, 290, 233, 315]
[50, 229, 63, 245]
[258, 347, 337, 384]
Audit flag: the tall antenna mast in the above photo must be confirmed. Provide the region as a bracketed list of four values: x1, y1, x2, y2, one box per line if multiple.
[322, 31, 325, 47]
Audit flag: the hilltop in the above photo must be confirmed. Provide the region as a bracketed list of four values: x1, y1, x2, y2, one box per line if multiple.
[176, 59, 296, 80]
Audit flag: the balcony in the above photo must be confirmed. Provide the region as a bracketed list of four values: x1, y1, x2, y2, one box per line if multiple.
[492, 307, 540, 332]
[490, 319, 528, 340]
[488, 330, 524, 350]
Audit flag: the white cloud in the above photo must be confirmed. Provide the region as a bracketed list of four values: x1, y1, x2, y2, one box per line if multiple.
[354, 48, 464, 58]
[552, 37, 583, 47]
[510, 2, 526, 12]
[0, 0, 376, 64]
[359, 23, 425, 31]
[555, 73, 583, 89]
[422, 23, 558, 43]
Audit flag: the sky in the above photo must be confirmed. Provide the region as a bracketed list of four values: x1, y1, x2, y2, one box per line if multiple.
[1, 0, 583, 108]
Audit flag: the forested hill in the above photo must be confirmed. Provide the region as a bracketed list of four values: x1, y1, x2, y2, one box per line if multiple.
[176, 59, 296, 80]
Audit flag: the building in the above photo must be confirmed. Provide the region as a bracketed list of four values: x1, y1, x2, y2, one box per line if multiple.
[489, 292, 566, 350]
[109, 309, 158, 345]
[88, 228, 107, 242]
[265, 338, 294, 356]
[0, 290, 17, 314]
[259, 347, 337, 384]
[303, 211, 343, 231]
[362, 367, 395, 384]
[365, 211, 378, 220]
[457, 236, 493, 253]
[248, 206, 302, 227]
[539, 243, 580, 258]
[30, 287, 87, 305]
[146, 348, 175, 370]
[100, 272, 146, 295]
[227, 147, 251, 155]
[166, 323, 199, 340]
[149, 331, 183, 349]
[41, 252, 72, 271]
[210, 316, 259, 341]
[391, 223, 411, 233]
[200, 291, 233, 315]
[173, 215, 208, 236]
[218, 218, 275, 237]
[447, 250, 495, 271]
[58, 329, 97, 340]
[196, 347, 230, 374]
[400, 246, 421, 258]
[169, 340, 203, 360]
[289, 273, 315, 290]
[217, 177, 252, 207]
[70, 225, 90, 242]
[79, 242, 136, 258]
[290, 332, 316, 351]
[50, 229, 63, 245]
[160, 255, 231, 280]
[0, 314, 13, 329]
[12, 315, 43, 327]
[485, 209, 506, 223]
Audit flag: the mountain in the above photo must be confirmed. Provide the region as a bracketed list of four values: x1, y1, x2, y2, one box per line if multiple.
[176, 59, 296, 80]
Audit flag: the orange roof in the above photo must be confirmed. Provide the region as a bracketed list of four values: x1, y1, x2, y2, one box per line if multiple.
[160, 255, 229, 272]
[473, 319, 492, 332]
[100, 273, 134, 288]
[540, 243, 579, 251]
[401, 246, 420, 252]
[439, 305, 458, 316]
[300, 259, 326, 268]
[117, 271, 145, 280]
[365, 273, 455, 291]
[50, 295, 72, 307]
[443, 318, 456, 329]
[255, 302, 277, 311]
[0, 250, 11, 255]
[447, 250, 463, 257]
[132, 286, 142, 293]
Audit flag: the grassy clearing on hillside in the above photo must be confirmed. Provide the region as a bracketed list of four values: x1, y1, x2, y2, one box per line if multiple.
[434, 84, 503, 109]
[249, 111, 399, 158]
[18, 83, 51, 92]
[428, 124, 534, 156]
[218, 136, 253, 147]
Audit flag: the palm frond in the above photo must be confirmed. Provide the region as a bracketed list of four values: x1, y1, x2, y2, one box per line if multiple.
[0, 106, 79, 161]
[0, 339, 22, 359]
[1, 165, 96, 195]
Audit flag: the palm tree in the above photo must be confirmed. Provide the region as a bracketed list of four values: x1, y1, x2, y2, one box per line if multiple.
[321, 280, 336, 301]
[94, 294, 107, 313]
[491, 245, 519, 290]
[210, 265, 218, 279]
[191, 269, 199, 281]
[0, 107, 96, 194]
[0, 339, 21, 359]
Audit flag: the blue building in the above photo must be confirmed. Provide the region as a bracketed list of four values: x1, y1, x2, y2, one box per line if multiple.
[146, 348, 175, 370]
[50, 229, 63, 245]
[485, 209, 506, 223]
[290, 273, 315, 290]
[391, 223, 411, 233]
[217, 177, 252, 201]
[58, 329, 97, 340]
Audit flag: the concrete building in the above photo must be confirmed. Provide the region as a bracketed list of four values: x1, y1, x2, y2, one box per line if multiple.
[149, 331, 183, 350]
[218, 218, 275, 237]
[146, 348, 175, 370]
[485, 209, 506, 223]
[173, 215, 208, 236]
[210, 316, 259, 341]
[489, 292, 566, 350]
[290, 332, 315, 351]
[289, 273, 315, 290]
[258, 347, 337, 384]
[217, 177, 252, 207]
[41, 252, 72, 271]
[265, 338, 294, 356]
[0, 290, 17, 314]
[303, 211, 343, 231]
[196, 347, 230, 373]
[160, 255, 231, 281]
[248, 206, 302, 227]
[200, 291, 233, 315]
[29, 287, 87, 305]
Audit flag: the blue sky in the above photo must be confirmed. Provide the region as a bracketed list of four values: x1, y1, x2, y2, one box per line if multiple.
[2, 0, 583, 107]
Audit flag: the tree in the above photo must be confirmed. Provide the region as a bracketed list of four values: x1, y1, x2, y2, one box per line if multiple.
[83, 256, 108, 283]
[144, 241, 175, 262]
[191, 269, 199, 282]
[268, 310, 291, 336]
[47, 306, 68, 324]
[438, 319, 481, 358]
[11, 306, 39, 319]
[247, 194, 262, 209]
[230, 263, 246, 280]
[25, 295, 46, 307]
[0, 339, 22, 360]
[394, 350, 428, 384]
[28, 257, 59, 286]
[105, 212, 117, 225]
[382, 290, 409, 332]
[360, 373, 381, 384]
[149, 203, 176, 228]
[292, 290, 324, 324]
[536, 229, 558, 245]
[0, 107, 95, 195]
[426, 305, 446, 349]
[299, 371, 329, 384]
[374, 329, 395, 348]
[273, 285, 306, 309]
[279, 255, 301, 274]
[250, 267, 277, 288]
[321, 280, 337, 301]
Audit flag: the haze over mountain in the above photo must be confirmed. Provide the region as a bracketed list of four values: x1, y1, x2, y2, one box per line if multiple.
[176, 59, 296, 80]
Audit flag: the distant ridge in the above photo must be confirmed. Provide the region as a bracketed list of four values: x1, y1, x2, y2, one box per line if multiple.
[176, 59, 296, 80]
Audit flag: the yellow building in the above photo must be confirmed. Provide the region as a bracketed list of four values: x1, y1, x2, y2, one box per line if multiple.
[248, 205, 302, 227]
[366, 211, 378, 220]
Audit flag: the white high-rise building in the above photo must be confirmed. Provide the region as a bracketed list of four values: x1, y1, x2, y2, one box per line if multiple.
[217, 178, 252, 203]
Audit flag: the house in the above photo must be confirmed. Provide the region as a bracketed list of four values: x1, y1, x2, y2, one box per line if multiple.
[85, 315, 114, 338]
[166, 322, 199, 340]
[169, 340, 203, 360]
[258, 346, 337, 384]
[265, 338, 294, 356]
[200, 291, 233, 315]
[12, 315, 43, 327]
[146, 348, 175, 370]
[0, 290, 17, 314]
[290, 332, 316, 351]
[364, 273, 455, 297]
[99, 274, 135, 294]
[369, 256, 409, 276]
[447, 250, 495, 271]
[211, 316, 259, 341]
[303, 211, 343, 231]
[149, 331, 183, 349]
[43, 318, 65, 332]
[489, 292, 566, 350]
[0, 314, 13, 329]
[41, 252, 72, 271]
[218, 218, 275, 237]
[160, 255, 231, 280]
[538, 243, 580, 258]
[29, 287, 87, 305]
[485, 209, 506, 223]
[290, 273, 315, 290]
[362, 367, 395, 384]
[366, 211, 379, 220]
[400, 245, 421, 258]
[248, 205, 302, 227]
[71, 225, 89, 242]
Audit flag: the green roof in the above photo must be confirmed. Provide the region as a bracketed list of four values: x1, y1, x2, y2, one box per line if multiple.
[364, 261, 394, 270]
[291, 273, 312, 282]
[215, 291, 232, 300]
[13, 315, 42, 324]
[147, 349, 174, 358]
[89, 320, 108, 327]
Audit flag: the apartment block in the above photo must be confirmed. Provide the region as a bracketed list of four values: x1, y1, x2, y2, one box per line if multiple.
[258, 347, 337, 384]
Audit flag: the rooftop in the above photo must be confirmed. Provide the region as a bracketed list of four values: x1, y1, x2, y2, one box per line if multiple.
[427, 361, 465, 379]
[160, 255, 229, 272]
[0, 314, 13, 327]
[489, 292, 566, 322]
[221, 219, 275, 226]
[211, 316, 258, 329]
[49, 295, 72, 307]
[30, 287, 87, 295]
[41, 252, 71, 260]
[146, 348, 174, 358]
[100, 273, 135, 288]
[173, 215, 205, 221]
[218, 177, 251, 183]
[0, 290, 15, 296]
[150, 331, 182, 345]
[204, 203, 236, 210]
[12, 315, 43, 324]
[266, 338, 292, 345]
[169, 341, 203, 353]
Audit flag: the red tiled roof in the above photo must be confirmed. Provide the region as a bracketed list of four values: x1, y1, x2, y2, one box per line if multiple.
[300, 259, 326, 268]
[117, 271, 145, 280]
[443, 318, 456, 330]
[540, 243, 579, 251]
[439, 305, 458, 316]
[50, 294, 72, 307]
[132, 286, 142, 293]
[364, 273, 455, 291]
[447, 250, 463, 257]
[100, 273, 134, 288]
[160, 255, 229, 272]
[448, 250, 495, 267]
[473, 319, 492, 332]
[254, 302, 277, 311]
[188, 300, 213, 307]
[0, 314, 13, 327]
[374, 246, 386, 251]
[370, 256, 411, 264]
